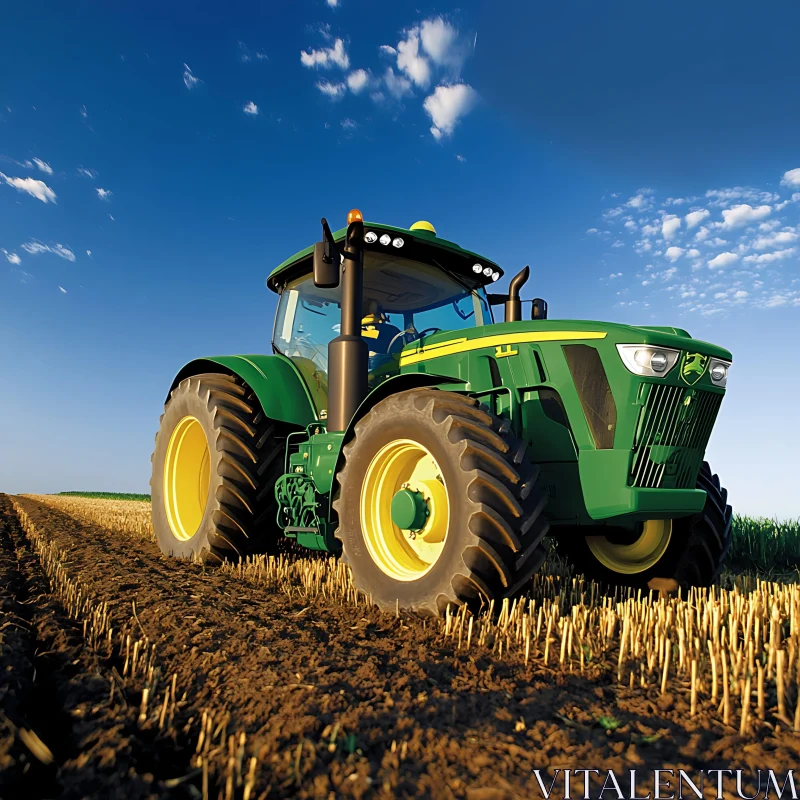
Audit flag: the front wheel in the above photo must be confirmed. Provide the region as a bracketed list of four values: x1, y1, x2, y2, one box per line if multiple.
[555, 461, 732, 590]
[333, 389, 549, 615]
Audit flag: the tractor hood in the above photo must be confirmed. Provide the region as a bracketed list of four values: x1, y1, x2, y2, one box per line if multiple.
[398, 319, 733, 368]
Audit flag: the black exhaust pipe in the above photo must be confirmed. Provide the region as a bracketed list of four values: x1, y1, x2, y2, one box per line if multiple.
[504, 265, 530, 323]
[324, 212, 368, 432]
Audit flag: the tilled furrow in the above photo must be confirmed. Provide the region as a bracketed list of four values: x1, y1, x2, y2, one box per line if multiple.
[11, 496, 800, 799]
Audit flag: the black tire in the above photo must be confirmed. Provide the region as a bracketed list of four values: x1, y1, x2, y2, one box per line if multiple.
[332, 389, 549, 615]
[555, 461, 732, 590]
[151, 373, 286, 563]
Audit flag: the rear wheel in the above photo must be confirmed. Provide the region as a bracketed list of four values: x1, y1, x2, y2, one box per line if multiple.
[556, 461, 732, 590]
[151, 373, 285, 563]
[333, 389, 549, 615]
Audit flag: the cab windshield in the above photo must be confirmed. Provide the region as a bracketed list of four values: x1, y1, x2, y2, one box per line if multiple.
[272, 252, 492, 400]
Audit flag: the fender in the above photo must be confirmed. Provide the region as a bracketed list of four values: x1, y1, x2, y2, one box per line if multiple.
[327, 371, 466, 515]
[168, 354, 318, 428]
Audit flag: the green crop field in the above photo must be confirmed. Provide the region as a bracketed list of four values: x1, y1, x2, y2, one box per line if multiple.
[729, 515, 800, 573]
[57, 491, 151, 502]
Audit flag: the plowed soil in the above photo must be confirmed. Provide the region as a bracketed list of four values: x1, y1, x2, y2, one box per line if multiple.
[1, 494, 798, 799]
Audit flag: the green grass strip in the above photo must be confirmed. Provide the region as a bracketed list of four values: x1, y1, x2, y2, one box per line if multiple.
[57, 492, 151, 502]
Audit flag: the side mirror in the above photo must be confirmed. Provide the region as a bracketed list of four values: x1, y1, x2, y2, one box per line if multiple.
[313, 241, 340, 288]
[531, 298, 548, 320]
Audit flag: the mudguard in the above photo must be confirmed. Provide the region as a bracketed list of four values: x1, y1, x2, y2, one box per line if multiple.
[168, 354, 318, 428]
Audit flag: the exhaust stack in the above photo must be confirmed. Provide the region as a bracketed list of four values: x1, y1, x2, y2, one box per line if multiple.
[505, 266, 530, 323]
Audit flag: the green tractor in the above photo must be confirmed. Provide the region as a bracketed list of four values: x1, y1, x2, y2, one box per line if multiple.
[151, 210, 733, 614]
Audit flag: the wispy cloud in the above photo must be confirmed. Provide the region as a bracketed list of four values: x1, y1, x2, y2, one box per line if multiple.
[315, 80, 346, 99]
[3, 249, 21, 265]
[340, 117, 357, 130]
[0, 173, 57, 203]
[243, 101, 259, 115]
[183, 64, 201, 90]
[326, 0, 339, 6]
[301, 38, 349, 70]
[77, 166, 97, 178]
[96, 187, 112, 200]
[424, 83, 477, 140]
[21, 241, 76, 262]
[58, 286, 67, 294]
[32, 157, 53, 175]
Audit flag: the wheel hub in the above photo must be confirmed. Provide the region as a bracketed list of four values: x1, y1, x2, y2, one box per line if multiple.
[390, 489, 429, 531]
[585, 519, 673, 575]
[360, 439, 450, 581]
[163, 415, 211, 541]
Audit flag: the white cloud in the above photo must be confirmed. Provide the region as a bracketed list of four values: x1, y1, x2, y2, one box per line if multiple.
[383, 67, 412, 99]
[3, 250, 21, 265]
[0, 173, 57, 203]
[707, 251, 739, 269]
[720, 203, 772, 229]
[624, 220, 636, 230]
[379, 45, 397, 56]
[455, 154, 466, 162]
[33, 158, 53, 175]
[733, 290, 749, 299]
[96, 187, 112, 200]
[326, 0, 338, 5]
[346, 69, 369, 93]
[661, 215, 681, 240]
[397, 28, 430, 88]
[665, 246, 684, 262]
[86, 250, 92, 257]
[685, 209, 709, 229]
[301, 38, 349, 70]
[742, 248, 796, 265]
[58, 286, 67, 294]
[79, 104, 88, 118]
[641, 223, 659, 237]
[316, 80, 346, 99]
[780, 168, 800, 189]
[586, 228, 599, 234]
[341, 118, 357, 130]
[419, 17, 462, 70]
[686, 248, 701, 258]
[183, 64, 201, 90]
[21, 241, 76, 262]
[752, 229, 799, 250]
[77, 167, 97, 178]
[243, 101, 259, 115]
[423, 83, 477, 139]
[626, 191, 652, 209]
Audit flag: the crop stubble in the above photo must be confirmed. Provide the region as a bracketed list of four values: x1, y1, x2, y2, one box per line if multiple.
[1, 494, 799, 799]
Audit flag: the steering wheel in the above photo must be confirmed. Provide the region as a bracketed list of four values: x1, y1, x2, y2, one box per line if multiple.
[388, 326, 442, 353]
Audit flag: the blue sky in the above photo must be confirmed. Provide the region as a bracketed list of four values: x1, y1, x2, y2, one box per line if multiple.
[1, 0, 799, 518]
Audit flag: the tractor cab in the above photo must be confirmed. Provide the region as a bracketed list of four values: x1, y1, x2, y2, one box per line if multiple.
[269, 220, 500, 410]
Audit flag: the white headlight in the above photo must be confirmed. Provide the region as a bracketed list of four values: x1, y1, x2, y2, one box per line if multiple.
[491, 271, 500, 281]
[709, 358, 730, 387]
[472, 263, 483, 274]
[364, 231, 378, 244]
[392, 237, 404, 248]
[379, 234, 391, 246]
[616, 344, 680, 377]
[482, 267, 493, 277]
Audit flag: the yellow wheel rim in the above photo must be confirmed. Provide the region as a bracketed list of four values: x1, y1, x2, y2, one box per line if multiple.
[360, 439, 449, 581]
[163, 416, 211, 541]
[586, 520, 672, 574]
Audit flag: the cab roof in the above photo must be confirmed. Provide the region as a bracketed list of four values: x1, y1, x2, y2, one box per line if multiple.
[266, 221, 503, 293]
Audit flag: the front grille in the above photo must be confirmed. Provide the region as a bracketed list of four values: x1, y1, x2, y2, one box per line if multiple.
[629, 384, 723, 489]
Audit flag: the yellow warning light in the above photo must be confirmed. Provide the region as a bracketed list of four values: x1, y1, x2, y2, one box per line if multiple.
[348, 208, 363, 224]
[410, 220, 436, 234]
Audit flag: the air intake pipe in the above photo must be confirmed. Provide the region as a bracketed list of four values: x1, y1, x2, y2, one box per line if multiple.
[504, 266, 530, 323]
